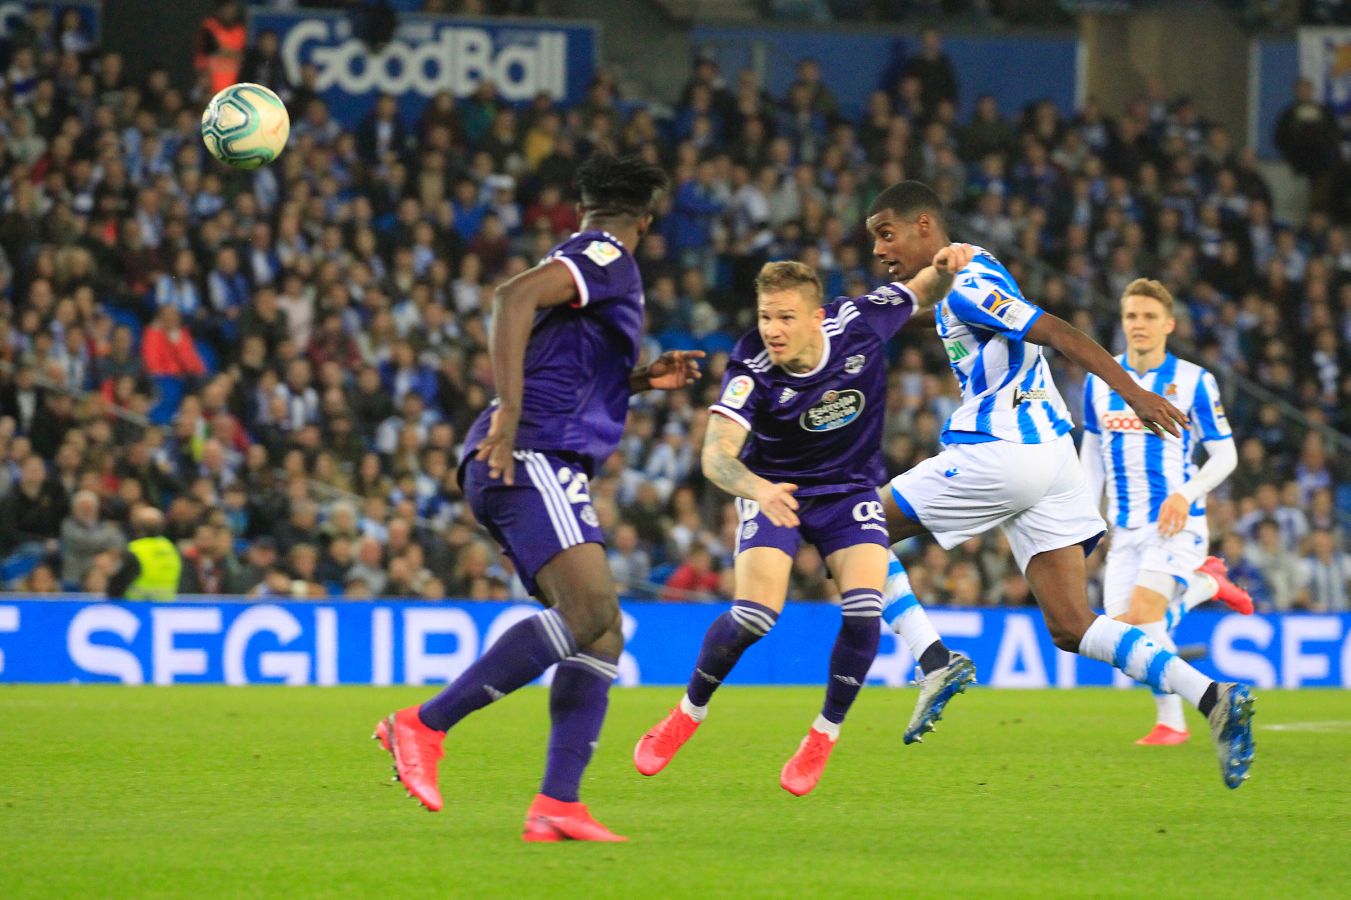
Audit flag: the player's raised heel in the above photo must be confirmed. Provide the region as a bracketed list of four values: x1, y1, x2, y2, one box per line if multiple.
[634, 707, 701, 776]
[522, 794, 627, 842]
[904, 652, 977, 745]
[1207, 683, 1256, 789]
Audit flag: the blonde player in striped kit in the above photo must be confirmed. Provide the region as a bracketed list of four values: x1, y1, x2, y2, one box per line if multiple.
[1080, 279, 1254, 745]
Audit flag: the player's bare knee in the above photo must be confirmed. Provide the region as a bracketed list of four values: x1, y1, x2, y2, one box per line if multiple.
[556, 590, 620, 646]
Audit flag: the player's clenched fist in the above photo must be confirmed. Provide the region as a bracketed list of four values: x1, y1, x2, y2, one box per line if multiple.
[755, 481, 800, 528]
[933, 242, 975, 275]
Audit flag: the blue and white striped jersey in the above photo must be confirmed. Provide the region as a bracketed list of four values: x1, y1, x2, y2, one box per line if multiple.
[935, 247, 1074, 444]
[1082, 352, 1232, 528]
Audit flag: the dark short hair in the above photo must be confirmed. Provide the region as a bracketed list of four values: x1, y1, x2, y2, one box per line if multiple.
[575, 152, 669, 219]
[867, 180, 945, 227]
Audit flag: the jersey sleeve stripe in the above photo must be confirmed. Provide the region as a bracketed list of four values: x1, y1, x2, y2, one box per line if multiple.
[709, 405, 752, 430]
[1192, 371, 1231, 440]
[552, 255, 590, 307]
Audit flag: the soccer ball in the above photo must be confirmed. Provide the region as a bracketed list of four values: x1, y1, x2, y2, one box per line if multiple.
[200, 83, 290, 170]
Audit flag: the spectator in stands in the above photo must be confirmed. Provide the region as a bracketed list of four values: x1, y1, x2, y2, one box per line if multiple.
[1, 455, 67, 583]
[662, 544, 720, 600]
[59, 488, 124, 589]
[106, 506, 182, 600]
[141, 305, 206, 380]
[1274, 77, 1339, 214]
[194, 0, 246, 95]
[904, 28, 959, 111]
[1247, 518, 1307, 610]
[1301, 528, 1351, 611]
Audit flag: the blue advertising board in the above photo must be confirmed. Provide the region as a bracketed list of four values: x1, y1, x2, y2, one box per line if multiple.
[691, 26, 1079, 122]
[0, 599, 1347, 688]
[249, 7, 598, 128]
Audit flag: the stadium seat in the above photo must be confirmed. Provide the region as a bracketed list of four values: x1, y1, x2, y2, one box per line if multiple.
[148, 376, 186, 425]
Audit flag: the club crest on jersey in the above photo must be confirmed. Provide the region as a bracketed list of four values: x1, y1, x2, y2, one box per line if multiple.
[778, 387, 798, 404]
[844, 354, 866, 374]
[1164, 382, 1178, 397]
[800, 389, 865, 432]
[582, 240, 621, 267]
[720, 375, 754, 409]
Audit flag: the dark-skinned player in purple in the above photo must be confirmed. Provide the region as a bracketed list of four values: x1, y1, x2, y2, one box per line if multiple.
[374, 153, 704, 841]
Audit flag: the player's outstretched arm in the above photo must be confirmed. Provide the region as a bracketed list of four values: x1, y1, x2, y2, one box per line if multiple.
[904, 242, 976, 311]
[476, 260, 580, 484]
[703, 413, 799, 527]
[1025, 313, 1189, 439]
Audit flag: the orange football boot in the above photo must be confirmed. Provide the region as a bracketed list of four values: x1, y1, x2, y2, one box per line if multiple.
[1198, 557, 1254, 615]
[1135, 723, 1190, 746]
[780, 728, 836, 796]
[374, 706, 445, 812]
[522, 794, 627, 842]
[633, 707, 701, 776]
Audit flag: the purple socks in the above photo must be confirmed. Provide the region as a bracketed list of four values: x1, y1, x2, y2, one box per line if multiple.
[540, 652, 619, 803]
[822, 589, 883, 724]
[685, 600, 779, 706]
[419, 608, 577, 732]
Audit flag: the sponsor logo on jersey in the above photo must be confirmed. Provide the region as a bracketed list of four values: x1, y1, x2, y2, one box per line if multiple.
[800, 389, 865, 432]
[980, 288, 1017, 318]
[1012, 387, 1050, 406]
[866, 284, 907, 306]
[943, 338, 970, 363]
[582, 240, 621, 267]
[720, 375, 753, 409]
[778, 387, 798, 404]
[1100, 413, 1147, 433]
[844, 354, 866, 374]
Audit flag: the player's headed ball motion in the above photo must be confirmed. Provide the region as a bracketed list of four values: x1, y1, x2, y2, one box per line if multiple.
[200, 82, 290, 170]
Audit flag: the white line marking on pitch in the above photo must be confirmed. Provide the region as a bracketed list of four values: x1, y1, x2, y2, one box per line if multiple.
[1259, 721, 1351, 733]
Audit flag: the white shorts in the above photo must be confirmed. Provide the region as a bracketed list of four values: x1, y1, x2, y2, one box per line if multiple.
[1101, 516, 1209, 617]
[888, 434, 1105, 573]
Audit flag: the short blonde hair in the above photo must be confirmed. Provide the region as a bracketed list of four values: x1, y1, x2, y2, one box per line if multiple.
[1120, 278, 1174, 314]
[755, 261, 823, 306]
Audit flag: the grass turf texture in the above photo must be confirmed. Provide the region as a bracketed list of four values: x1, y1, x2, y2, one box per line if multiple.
[2, 686, 1349, 898]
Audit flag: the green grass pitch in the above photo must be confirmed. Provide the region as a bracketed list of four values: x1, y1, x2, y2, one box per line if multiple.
[2, 685, 1349, 898]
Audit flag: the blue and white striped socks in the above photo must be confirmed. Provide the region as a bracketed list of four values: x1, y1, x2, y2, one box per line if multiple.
[882, 555, 949, 674]
[1079, 615, 1211, 708]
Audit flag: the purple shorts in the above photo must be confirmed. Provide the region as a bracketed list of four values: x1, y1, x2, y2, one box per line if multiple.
[461, 449, 604, 596]
[733, 488, 890, 561]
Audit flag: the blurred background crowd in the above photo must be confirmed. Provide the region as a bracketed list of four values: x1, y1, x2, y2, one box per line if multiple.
[0, 0, 1347, 611]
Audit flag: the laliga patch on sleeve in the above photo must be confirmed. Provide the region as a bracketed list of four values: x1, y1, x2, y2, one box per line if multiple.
[1213, 399, 1228, 420]
[582, 240, 622, 267]
[720, 374, 754, 409]
[980, 288, 1032, 329]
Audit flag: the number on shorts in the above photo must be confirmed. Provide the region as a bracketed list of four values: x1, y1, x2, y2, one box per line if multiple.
[557, 467, 592, 506]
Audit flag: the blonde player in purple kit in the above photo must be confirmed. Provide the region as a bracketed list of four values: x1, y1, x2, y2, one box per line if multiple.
[374, 154, 704, 842]
[634, 251, 972, 796]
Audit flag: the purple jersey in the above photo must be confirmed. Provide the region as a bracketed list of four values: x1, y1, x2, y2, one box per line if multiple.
[709, 283, 916, 496]
[463, 230, 644, 476]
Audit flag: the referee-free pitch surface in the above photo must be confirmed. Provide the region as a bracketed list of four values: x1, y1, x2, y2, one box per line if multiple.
[1, 685, 1347, 897]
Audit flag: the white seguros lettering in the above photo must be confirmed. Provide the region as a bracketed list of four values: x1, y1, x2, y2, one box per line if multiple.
[282, 19, 568, 101]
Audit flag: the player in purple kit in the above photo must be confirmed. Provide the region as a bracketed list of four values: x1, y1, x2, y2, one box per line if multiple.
[634, 252, 972, 795]
[374, 154, 703, 841]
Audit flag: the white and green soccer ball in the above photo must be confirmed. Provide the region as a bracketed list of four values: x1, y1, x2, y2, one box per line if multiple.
[200, 83, 290, 170]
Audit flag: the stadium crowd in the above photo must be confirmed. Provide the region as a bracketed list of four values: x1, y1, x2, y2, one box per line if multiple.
[0, 7, 1347, 611]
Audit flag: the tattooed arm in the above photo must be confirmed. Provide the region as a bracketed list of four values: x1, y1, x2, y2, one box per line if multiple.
[702, 412, 799, 528]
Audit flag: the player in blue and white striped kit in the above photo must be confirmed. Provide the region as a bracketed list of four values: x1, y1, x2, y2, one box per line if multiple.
[1081, 279, 1253, 746]
[866, 182, 1255, 788]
